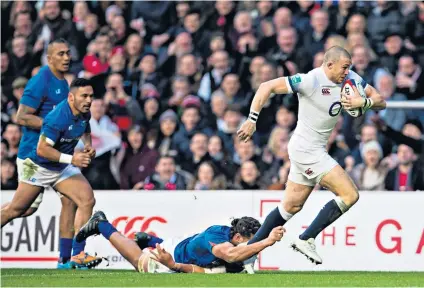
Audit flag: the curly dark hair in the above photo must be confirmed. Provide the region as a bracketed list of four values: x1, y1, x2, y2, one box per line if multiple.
[229, 216, 261, 239]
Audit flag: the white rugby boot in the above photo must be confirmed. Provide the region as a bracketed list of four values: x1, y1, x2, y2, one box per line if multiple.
[243, 254, 257, 274]
[291, 238, 323, 264]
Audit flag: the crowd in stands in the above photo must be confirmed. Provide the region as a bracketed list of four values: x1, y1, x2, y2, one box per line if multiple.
[1, 1, 424, 191]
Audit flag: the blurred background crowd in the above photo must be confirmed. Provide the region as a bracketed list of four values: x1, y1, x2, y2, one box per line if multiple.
[1, 0, 424, 191]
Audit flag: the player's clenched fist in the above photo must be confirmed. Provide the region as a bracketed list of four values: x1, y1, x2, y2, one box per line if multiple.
[83, 145, 96, 159]
[72, 151, 92, 168]
[266, 226, 286, 245]
[237, 120, 256, 142]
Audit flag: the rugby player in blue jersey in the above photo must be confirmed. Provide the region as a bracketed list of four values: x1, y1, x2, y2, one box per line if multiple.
[76, 211, 285, 273]
[1, 77, 100, 268]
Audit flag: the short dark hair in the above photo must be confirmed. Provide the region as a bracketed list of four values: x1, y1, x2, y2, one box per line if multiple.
[229, 217, 261, 239]
[185, 8, 201, 18]
[48, 38, 69, 47]
[70, 78, 92, 90]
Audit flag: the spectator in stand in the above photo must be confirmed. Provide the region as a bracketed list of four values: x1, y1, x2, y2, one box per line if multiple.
[404, 2, 424, 65]
[233, 161, 265, 190]
[167, 76, 192, 109]
[232, 137, 268, 177]
[2, 123, 21, 159]
[219, 73, 246, 108]
[346, 32, 378, 61]
[367, 1, 403, 55]
[396, 54, 424, 101]
[275, 105, 296, 131]
[1, 158, 17, 190]
[1, 139, 9, 161]
[327, 0, 356, 36]
[372, 115, 424, 191]
[374, 73, 409, 131]
[144, 155, 187, 190]
[1, 52, 14, 98]
[119, 125, 159, 190]
[210, 90, 228, 131]
[125, 34, 144, 76]
[268, 27, 311, 73]
[111, 15, 130, 46]
[351, 45, 385, 88]
[5, 77, 27, 124]
[147, 110, 178, 157]
[217, 105, 245, 155]
[379, 32, 407, 75]
[82, 31, 112, 78]
[74, 13, 99, 63]
[198, 50, 230, 102]
[313, 51, 325, 68]
[385, 144, 424, 191]
[350, 140, 388, 191]
[172, 97, 213, 159]
[9, 36, 37, 79]
[12, 11, 32, 39]
[180, 132, 212, 175]
[207, 135, 235, 181]
[327, 117, 350, 167]
[347, 124, 378, 167]
[187, 161, 227, 190]
[268, 161, 291, 190]
[303, 9, 332, 57]
[138, 87, 161, 132]
[104, 72, 143, 131]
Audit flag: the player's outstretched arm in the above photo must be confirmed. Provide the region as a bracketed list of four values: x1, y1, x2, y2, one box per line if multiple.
[211, 226, 285, 263]
[150, 244, 207, 273]
[16, 104, 43, 129]
[250, 77, 290, 113]
[237, 77, 289, 142]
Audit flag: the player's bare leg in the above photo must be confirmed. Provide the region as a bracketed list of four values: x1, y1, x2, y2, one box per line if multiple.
[54, 174, 99, 268]
[243, 180, 314, 272]
[292, 165, 359, 264]
[76, 211, 142, 270]
[1, 183, 43, 227]
[1, 202, 37, 218]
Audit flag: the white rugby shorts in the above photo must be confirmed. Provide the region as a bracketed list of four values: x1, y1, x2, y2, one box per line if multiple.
[16, 158, 81, 208]
[288, 152, 338, 187]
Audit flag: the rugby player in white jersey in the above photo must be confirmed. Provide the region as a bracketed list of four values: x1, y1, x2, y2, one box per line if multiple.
[237, 46, 386, 265]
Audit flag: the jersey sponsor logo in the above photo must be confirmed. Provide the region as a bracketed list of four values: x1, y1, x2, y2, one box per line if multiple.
[60, 137, 80, 143]
[55, 89, 61, 94]
[322, 88, 330, 95]
[289, 75, 301, 84]
[329, 101, 342, 117]
[111, 216, 167, 239]
[305, 168, 314, 176]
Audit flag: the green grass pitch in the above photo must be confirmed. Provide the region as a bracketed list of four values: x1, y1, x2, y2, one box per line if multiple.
[1, 269, 423, 287]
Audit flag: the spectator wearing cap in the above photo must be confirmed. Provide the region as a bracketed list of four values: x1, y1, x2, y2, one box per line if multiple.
[119, 125, 159, 190]
[367, 1, 404, 55]
[144, 155, 187, 191]
[198, 50, 230, 102]
[396, 54, 424, 101]
[172, 97, 213, 159]
[385, 144, 424, 191]
[147, 110, 179, 157]
[379, 32, 409, 75]
[104, 73, 143, 131]
[350, 140, 388, 191]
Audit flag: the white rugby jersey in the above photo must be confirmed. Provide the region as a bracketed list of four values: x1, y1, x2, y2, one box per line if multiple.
[285, 67, 368, 164]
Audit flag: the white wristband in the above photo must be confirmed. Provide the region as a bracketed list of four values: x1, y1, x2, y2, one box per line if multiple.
[59, 153, 73, 164]
[248, 110, 260, 123]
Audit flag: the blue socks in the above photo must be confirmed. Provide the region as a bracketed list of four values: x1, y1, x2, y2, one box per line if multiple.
[59, 238, 73, 262]
[248, 207, 290, 244]
[98, 221, 118, 240]
[72, 238, 86, 256]
[147, 235, 164, 248]
[300, 199, 343, 240]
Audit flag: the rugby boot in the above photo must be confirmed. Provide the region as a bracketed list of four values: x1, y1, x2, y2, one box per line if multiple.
[70, 251, 103, 269]
[134, 232, 152, 250]
[76, 211, 107, 242]
[291, 238, 323, 264]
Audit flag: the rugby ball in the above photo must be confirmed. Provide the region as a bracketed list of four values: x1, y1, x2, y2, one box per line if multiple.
[341, 79, 367, 118]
